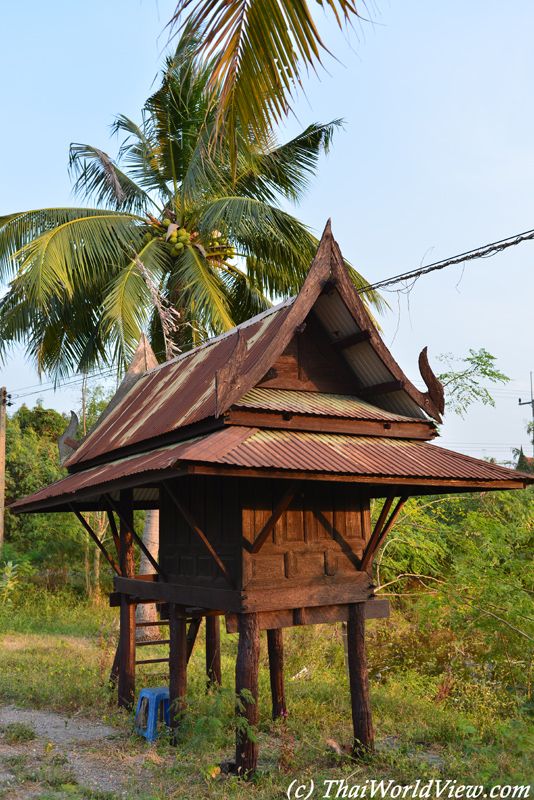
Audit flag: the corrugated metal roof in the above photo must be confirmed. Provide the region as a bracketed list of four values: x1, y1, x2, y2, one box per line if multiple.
[236, 388, 425, 423]
[65, 301, 293, 467]
[211, 429, 529, 482]
[12, 427, 531, 513]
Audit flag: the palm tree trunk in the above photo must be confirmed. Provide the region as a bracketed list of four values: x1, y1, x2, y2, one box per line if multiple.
[84, 533, 92, 596]
[93, 547, 100, 595]
[135, 509, 161, 641]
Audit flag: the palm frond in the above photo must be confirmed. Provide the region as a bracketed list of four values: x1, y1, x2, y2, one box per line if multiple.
[112, 114, 172, 202]
[9, 212, 146, 307]
[169, 0, 364, 176]
[197, 196, 316, 294]
[0, 208, 133, 283]
[69, 144, 155, 213]
[234, 120, 344, 204]
[170, 244, 234, 333]
[100, 239, 172, 366]
[0, 282, 109, 380]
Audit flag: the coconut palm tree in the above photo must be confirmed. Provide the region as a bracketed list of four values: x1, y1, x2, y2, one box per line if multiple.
[0, 32, 384, 382]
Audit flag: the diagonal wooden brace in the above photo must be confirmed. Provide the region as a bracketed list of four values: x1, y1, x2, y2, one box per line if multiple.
[104, 493, 168, 583]
[161, 480, 236, 590]
[69, 504, 122, 576]
[359, 494, 409, 573]
[104, 502, 120, 558]
[250, 479, 302, 554]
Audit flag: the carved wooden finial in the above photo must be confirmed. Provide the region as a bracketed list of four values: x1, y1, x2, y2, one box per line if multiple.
[418, 347, 445, 415]
[58, 411, 79, 466]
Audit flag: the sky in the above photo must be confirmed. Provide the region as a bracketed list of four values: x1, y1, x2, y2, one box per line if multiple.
[1, 0, 534, 462]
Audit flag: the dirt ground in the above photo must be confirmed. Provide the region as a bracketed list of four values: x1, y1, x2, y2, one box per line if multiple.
[0, 704, 160, 799]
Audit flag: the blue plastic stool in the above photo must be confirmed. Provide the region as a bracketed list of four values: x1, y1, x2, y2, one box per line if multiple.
[134, 687, 171, 743]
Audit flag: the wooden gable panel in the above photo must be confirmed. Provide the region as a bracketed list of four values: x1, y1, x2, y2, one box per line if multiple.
[257, 314, 361, 395]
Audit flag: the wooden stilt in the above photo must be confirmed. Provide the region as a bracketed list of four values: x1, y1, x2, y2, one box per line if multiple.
[267, 628, 286, 720]
[118, 489, 135, 709]
[206, 615, 221, 687]
[346, 602, 374, 754]
[235, 612, 260, 777]
[169, 604, 187, 731]
[109, 643, 120, 690]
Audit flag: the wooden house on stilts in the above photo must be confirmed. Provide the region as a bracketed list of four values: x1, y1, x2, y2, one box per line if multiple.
[11, 222, 533, 775]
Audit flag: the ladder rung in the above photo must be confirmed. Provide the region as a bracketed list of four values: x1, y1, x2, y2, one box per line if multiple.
[137, 639, 170, 647]
[135, 658, 170, 665]
[135, 620, 170, 627]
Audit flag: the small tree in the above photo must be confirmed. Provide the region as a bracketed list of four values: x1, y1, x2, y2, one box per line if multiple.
[437, 347, 509, 418]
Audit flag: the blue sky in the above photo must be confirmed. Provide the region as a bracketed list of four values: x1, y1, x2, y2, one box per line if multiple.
[1, 0, 534, 460]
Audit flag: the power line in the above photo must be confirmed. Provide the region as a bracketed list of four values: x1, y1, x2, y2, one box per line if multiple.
[11, 367, 118, 400]
[358, 226, 534, 294]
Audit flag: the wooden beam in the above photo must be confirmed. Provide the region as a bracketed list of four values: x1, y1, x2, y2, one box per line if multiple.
[225, 598, 390, 632]
[330, 330, 372, 351]
[104, 493, 167, 583]
[360, 495, 409, 572]
[69, 505, 121, 576]
[161, 480, 236, 589]
[347, 602, 374, 754]
[250, 480, 302, 554]
[357, 380, 404, 397]
[225, 410, 437, 440]
[188, 464, 526, 492]
[114, 576, 241, 612]
[235, 612, 260, 777]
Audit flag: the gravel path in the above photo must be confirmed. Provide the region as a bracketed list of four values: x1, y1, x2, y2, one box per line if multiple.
[0, 704, 158, 798]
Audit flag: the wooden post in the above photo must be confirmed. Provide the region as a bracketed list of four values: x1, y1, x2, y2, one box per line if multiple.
[118, 488, 136, 710]
[235, 612, 260, 777]
[206, 615, 222, 687]
[267, 628, 286, 720]
[346, 602, 374, 754]
[169, 603, 187, 731]
[0, 387, 7, 552]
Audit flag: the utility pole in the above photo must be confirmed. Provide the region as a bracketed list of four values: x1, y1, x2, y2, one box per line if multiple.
[518, 372, 534, 458]
[0, 387, 13, 551]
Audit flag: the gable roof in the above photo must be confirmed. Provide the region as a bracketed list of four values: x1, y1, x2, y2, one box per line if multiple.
[63, 221, 444, 472]
[10, 220, 534, 515]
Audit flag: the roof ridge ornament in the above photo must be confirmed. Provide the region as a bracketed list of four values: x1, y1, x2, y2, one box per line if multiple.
[62, 334, 159, 468]
[418, 347, 445, 415]
[215, 331, 248, 418]
[58, 411, 79, 466]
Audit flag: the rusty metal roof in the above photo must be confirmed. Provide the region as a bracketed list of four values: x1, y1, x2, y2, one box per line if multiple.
[235, 388, 425, 423]
[12, 427, 531, 513]
[65, 300, 294, 468]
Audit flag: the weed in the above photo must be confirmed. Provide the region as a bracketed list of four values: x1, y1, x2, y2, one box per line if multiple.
[2, 721, 36, 743]
[278, 710, 295, 771]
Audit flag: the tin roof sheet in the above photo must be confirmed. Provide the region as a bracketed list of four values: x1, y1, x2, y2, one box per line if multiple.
[66, 299, 294, 467]
[12, 428, 530, 513]
[235, 388, 424, 423]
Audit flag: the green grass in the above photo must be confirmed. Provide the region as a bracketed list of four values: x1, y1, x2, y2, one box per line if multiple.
[0, 589, 533, 798]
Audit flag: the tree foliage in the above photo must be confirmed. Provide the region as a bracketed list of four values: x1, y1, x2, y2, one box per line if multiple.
[437, 348, 510, 418]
